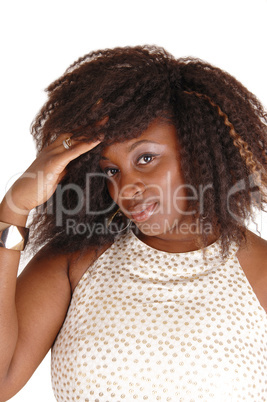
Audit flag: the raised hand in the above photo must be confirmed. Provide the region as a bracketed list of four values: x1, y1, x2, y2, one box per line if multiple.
[1, 134, 101, 220]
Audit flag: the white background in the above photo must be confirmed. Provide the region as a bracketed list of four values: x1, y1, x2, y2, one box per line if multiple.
[1, 0, 266, 400]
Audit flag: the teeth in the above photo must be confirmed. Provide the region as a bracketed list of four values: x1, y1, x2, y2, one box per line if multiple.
[130, 203, 157, 222]
[134, 206, 146, 213]
[132, 205, 149, 214]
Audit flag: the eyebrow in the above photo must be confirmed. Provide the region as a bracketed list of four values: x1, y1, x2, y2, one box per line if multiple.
[128, 139, 159, 152]
[100, 139, 159, 160]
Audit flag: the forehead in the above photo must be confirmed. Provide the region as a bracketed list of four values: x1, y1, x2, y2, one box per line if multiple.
[101, 120, 178, 158]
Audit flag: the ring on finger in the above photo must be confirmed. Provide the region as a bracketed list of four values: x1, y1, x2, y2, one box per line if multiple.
[63, 137, 72, 149]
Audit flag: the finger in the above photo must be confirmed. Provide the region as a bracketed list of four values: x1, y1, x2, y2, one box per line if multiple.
[45, 133, 88, 150]
[42, 133, 72, 150]
[64, 139, 102, 161]
[51, 139, 102, 169]
[65, 138, 101, 154]
[49, 135, 101, 155]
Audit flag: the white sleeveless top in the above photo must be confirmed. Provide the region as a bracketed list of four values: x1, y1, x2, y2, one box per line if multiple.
[51, 231, 266, 401]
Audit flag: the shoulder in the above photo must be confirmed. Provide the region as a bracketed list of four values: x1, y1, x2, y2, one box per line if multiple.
[22, 242, 70, 278]
[237, 230, 267, 268]
[236, 230, 267, 312]
[32, 240, 114, 293]
[68, 241, 113, 292]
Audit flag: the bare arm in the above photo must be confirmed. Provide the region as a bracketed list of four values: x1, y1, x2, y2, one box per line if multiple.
[0, 244, 71, 401]
[237, 230, 267, 313]
[0, 134, 101, 400]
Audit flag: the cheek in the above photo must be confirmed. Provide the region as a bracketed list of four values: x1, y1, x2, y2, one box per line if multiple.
[171, 183, 188, 214]
[106, 180, 119, 203]
[158, 170, 187, 210]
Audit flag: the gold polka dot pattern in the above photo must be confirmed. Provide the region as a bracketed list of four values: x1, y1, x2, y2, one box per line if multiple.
[51, 231, 266, 401]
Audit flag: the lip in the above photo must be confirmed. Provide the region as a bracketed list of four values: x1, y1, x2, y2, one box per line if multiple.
[129, 202, 158, 222]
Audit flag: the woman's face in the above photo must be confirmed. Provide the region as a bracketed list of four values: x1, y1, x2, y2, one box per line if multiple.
[100, 119, 195, 245]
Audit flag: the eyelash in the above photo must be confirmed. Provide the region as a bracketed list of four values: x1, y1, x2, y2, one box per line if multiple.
[104, 168, 119, 177]
[104, 153, 157, 177]
[137, 154, 155, 164]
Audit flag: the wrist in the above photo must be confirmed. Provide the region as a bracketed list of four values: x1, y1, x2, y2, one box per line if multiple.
[0, 197, 29, 227]
[0, 221, 29, 251]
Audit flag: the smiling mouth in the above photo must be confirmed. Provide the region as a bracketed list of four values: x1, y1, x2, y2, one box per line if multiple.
[130, 202, 158, 223]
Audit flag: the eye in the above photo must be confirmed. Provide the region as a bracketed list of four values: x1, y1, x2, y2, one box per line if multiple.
[104, 167, 119, 177]
[137, 154, 157, 165]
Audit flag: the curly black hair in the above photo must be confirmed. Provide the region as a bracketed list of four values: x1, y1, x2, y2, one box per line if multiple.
[28, 45, 267, 256]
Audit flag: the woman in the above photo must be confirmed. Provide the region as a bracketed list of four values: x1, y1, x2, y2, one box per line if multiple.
[0, 45, 266, 401]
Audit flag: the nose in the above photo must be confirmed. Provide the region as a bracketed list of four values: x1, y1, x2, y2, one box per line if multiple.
[119, 173, 146, 200]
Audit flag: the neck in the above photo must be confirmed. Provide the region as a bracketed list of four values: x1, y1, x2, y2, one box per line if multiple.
[133, 218, 219, 253]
